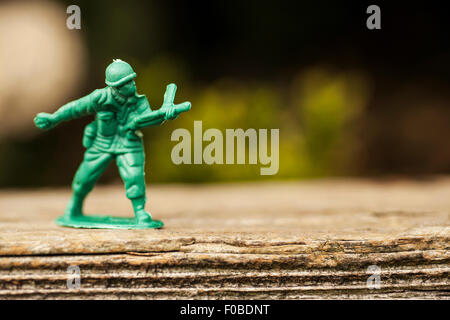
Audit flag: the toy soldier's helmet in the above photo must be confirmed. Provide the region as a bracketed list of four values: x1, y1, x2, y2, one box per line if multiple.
[105, 59, 136, 87]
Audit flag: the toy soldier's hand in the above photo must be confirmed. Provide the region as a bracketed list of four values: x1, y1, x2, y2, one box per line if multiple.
[34, 112, 58, 130]
[161, 84, 191, 121]
[165, 105, 178, 120]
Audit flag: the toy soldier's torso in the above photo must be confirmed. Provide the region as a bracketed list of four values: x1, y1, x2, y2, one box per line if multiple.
[85, 87, 149, 154]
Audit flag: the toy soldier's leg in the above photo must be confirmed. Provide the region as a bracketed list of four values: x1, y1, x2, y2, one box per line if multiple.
[65, 149, 114, 217]
[116, 152, 151, 224]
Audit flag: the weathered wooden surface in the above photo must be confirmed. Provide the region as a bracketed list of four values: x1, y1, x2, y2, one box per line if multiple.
[0, 178, 449, 299]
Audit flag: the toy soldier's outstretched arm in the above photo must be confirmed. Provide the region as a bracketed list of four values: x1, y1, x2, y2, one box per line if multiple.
[128, 84, 191, 131]
[34, 90, 101, 130]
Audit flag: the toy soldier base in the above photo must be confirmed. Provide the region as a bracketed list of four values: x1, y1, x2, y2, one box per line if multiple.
[55, 214, 164, 230]
[34, 59, 191, 229]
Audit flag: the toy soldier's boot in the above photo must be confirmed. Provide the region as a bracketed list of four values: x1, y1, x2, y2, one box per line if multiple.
[116, 152, 152, 224]
[64, 194, 84, 217]
[131, 197, 152, 224]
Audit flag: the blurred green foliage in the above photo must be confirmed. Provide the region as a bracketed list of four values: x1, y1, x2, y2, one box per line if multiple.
[4, 0, 446, 187]
[136, 56, 370, 182]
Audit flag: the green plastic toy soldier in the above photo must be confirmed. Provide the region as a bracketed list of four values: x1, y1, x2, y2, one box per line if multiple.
[34, 59, 191, 229]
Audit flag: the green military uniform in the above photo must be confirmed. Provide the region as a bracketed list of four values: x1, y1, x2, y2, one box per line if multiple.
[34, 59, 191, 226]
[54, 85, 151, 220]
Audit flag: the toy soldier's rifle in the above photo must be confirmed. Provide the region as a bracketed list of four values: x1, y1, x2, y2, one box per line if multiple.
[128, 83, 191, 130]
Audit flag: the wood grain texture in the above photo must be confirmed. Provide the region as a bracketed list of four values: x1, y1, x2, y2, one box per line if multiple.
[0, 178, 449, 299]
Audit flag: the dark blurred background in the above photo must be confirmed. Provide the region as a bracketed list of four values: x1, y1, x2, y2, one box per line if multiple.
[0, 0, 449, 187]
